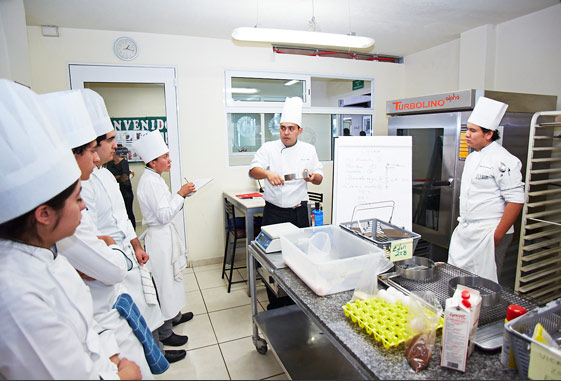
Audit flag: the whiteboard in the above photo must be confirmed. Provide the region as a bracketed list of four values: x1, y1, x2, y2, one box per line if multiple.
[332, 136, 412, 230]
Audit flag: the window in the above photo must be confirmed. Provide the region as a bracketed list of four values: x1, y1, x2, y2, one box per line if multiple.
[225, 71, 374, 166]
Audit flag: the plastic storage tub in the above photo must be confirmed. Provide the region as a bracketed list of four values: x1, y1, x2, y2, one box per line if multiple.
[280, 225, 387, 296]
[504, 299, 561, 380]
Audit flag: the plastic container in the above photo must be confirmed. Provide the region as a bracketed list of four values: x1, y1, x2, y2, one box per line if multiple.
[500, 304, 527, 368]
[505, 299, 561, 379]
[311, 201, 323, 226]
[312, 208, 324, 226]
[307, 231, 331, 262]
[280, 225, 387, 296]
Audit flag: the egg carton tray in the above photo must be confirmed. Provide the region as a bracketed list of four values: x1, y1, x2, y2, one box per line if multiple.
[342, 297, 444, 349]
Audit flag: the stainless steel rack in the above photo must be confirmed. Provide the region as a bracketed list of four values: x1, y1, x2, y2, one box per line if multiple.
[515, 111, 561, 303]
[379, 262, 537, 328]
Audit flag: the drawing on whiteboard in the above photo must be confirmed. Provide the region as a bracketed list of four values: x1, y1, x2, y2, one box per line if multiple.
[332, 136, 412, 230]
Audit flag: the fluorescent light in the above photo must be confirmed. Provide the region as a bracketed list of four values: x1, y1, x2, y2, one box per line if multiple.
[230, 88, 260, 94]
[232, 27, 374, 49]
[284, 80, 299, 86]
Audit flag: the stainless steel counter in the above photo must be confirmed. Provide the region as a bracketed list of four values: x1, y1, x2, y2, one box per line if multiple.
[248, 241, 521, 380]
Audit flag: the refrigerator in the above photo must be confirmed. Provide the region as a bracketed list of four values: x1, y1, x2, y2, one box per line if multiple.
[387, 89, 557, 258]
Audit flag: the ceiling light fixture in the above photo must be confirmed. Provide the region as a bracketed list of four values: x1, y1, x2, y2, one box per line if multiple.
[232, 27, 374, 50]
[230, 88, 260, 94]
[284, 80, 299, 86]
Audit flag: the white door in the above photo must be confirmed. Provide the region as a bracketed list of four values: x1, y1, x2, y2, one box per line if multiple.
[68, 64, 187, 252]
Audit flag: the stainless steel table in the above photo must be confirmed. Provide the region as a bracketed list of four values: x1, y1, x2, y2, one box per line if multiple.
[248, 241, 520, 380]
[248, 242, 366, 379]
[223, 191, 264, 295]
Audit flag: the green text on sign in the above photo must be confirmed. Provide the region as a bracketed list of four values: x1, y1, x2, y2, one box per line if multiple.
[352, 80, 364, 91]
[390, 239, 413, 262]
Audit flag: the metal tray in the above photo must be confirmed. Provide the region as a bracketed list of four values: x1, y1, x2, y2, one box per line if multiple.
[448, 276, 502, 307]
[395, 256, 435, 281]
[340, 218, 421, 253]
[379, 262, 538, 350]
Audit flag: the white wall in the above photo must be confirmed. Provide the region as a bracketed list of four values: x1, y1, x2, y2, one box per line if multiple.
[0, 0, 31, 85]
[494, 3, 561, 109]
[403, 39, 460, 97]
[459, 24, 496, 90]
[403, 4, 561, 108]
[26, 26, 404, 265]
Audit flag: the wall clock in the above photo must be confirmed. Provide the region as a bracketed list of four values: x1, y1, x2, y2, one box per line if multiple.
[114, 37, 138, 61]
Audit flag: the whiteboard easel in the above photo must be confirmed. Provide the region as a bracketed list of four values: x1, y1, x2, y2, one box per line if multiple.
[332, 136, 412, 230]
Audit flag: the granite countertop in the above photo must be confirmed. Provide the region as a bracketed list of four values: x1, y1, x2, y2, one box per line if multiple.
[273, 267, 520, 380]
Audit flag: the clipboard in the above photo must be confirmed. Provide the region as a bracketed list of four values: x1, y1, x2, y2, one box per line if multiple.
[192, 178, 213, 191]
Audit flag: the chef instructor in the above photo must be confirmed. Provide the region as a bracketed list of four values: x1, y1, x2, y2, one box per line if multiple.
[249, 97, 323, 228]
[249, 97, 323, 309]
[448, 97, 524, 283]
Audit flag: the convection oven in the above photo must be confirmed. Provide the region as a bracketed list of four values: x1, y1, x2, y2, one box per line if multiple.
[387, 89, 557, 256]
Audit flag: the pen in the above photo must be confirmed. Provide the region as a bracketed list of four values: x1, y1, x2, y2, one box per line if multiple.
[184, 177, 189, 183]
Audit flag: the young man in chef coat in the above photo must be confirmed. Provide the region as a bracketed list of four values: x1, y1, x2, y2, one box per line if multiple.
[0, 79, 140, 380]
[249, 96, 323, 308]
[448, 97, 524, 283]
[80, 90, 187, 364]
[133, 130, 195, 353]
[41, 89, 162, 377]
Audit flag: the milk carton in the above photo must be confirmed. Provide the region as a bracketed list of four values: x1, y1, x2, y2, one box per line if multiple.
[440, 286, 482, 372]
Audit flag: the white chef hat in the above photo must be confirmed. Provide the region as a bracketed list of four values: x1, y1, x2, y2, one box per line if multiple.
[467, 97, 508, 131]
[81, 89, 114, 137]
[133, 130, 169, 163]
[280, 97, 303, 128]
[40, 90, 96, 149]
[0, 79, 80, 224]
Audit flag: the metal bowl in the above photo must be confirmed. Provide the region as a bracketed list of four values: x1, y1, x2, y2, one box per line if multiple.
[395, 256, 435, 281]
[448, 276, 501, 307]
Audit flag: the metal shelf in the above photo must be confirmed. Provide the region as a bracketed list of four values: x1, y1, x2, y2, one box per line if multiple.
[515, 110, 561, 304]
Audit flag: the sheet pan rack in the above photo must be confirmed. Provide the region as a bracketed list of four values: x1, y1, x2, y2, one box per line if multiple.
[515, 111, 561, 303]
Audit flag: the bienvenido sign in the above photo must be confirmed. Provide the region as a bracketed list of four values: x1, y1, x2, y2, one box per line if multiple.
[111, 116, 167, 162]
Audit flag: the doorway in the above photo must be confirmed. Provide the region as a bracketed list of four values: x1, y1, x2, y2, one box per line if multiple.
[68, 64, 186, 250]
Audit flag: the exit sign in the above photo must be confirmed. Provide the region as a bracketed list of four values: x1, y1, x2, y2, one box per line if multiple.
[352, 80, 364, 90]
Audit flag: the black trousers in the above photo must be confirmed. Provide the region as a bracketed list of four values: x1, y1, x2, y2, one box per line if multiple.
[262, 201, 309, 228]
[121, 189, 136, 230]
[262, 201, 309, 309]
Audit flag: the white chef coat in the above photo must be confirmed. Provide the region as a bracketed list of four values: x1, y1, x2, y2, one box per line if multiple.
[82, 166, 164, 331]
[448, 141, 524, 281]
[0, 239, 119, 380]
[136, 168, 186, 321]
[250, 140, 323, 208]
[58, 209, 153, 379]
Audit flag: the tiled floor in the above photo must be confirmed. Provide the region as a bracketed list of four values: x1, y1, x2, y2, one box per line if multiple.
[155, 263, 289, 380]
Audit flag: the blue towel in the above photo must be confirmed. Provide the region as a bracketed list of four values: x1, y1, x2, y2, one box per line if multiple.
[113, 293, 169, 374]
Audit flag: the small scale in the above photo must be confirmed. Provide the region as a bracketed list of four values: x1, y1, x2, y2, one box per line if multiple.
[255, 222, 300, 253]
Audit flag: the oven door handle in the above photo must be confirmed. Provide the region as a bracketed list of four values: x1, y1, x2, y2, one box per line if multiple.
[432, 178, 454, 187]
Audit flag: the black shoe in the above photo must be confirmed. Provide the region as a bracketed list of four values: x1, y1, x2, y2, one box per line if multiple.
[161, 333, 188, 346]
[164, 349, 186, 363]
[172, 312, 194, 327]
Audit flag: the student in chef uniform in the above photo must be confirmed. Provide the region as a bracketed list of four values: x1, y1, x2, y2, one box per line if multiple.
[133, 131, 195, 347]
[448, 97, 524, 283]
[249, 97, 323, 308]
[0, 79, 140, 380]
[80, 90, 186, 364]
[40, 90, 160, 378]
